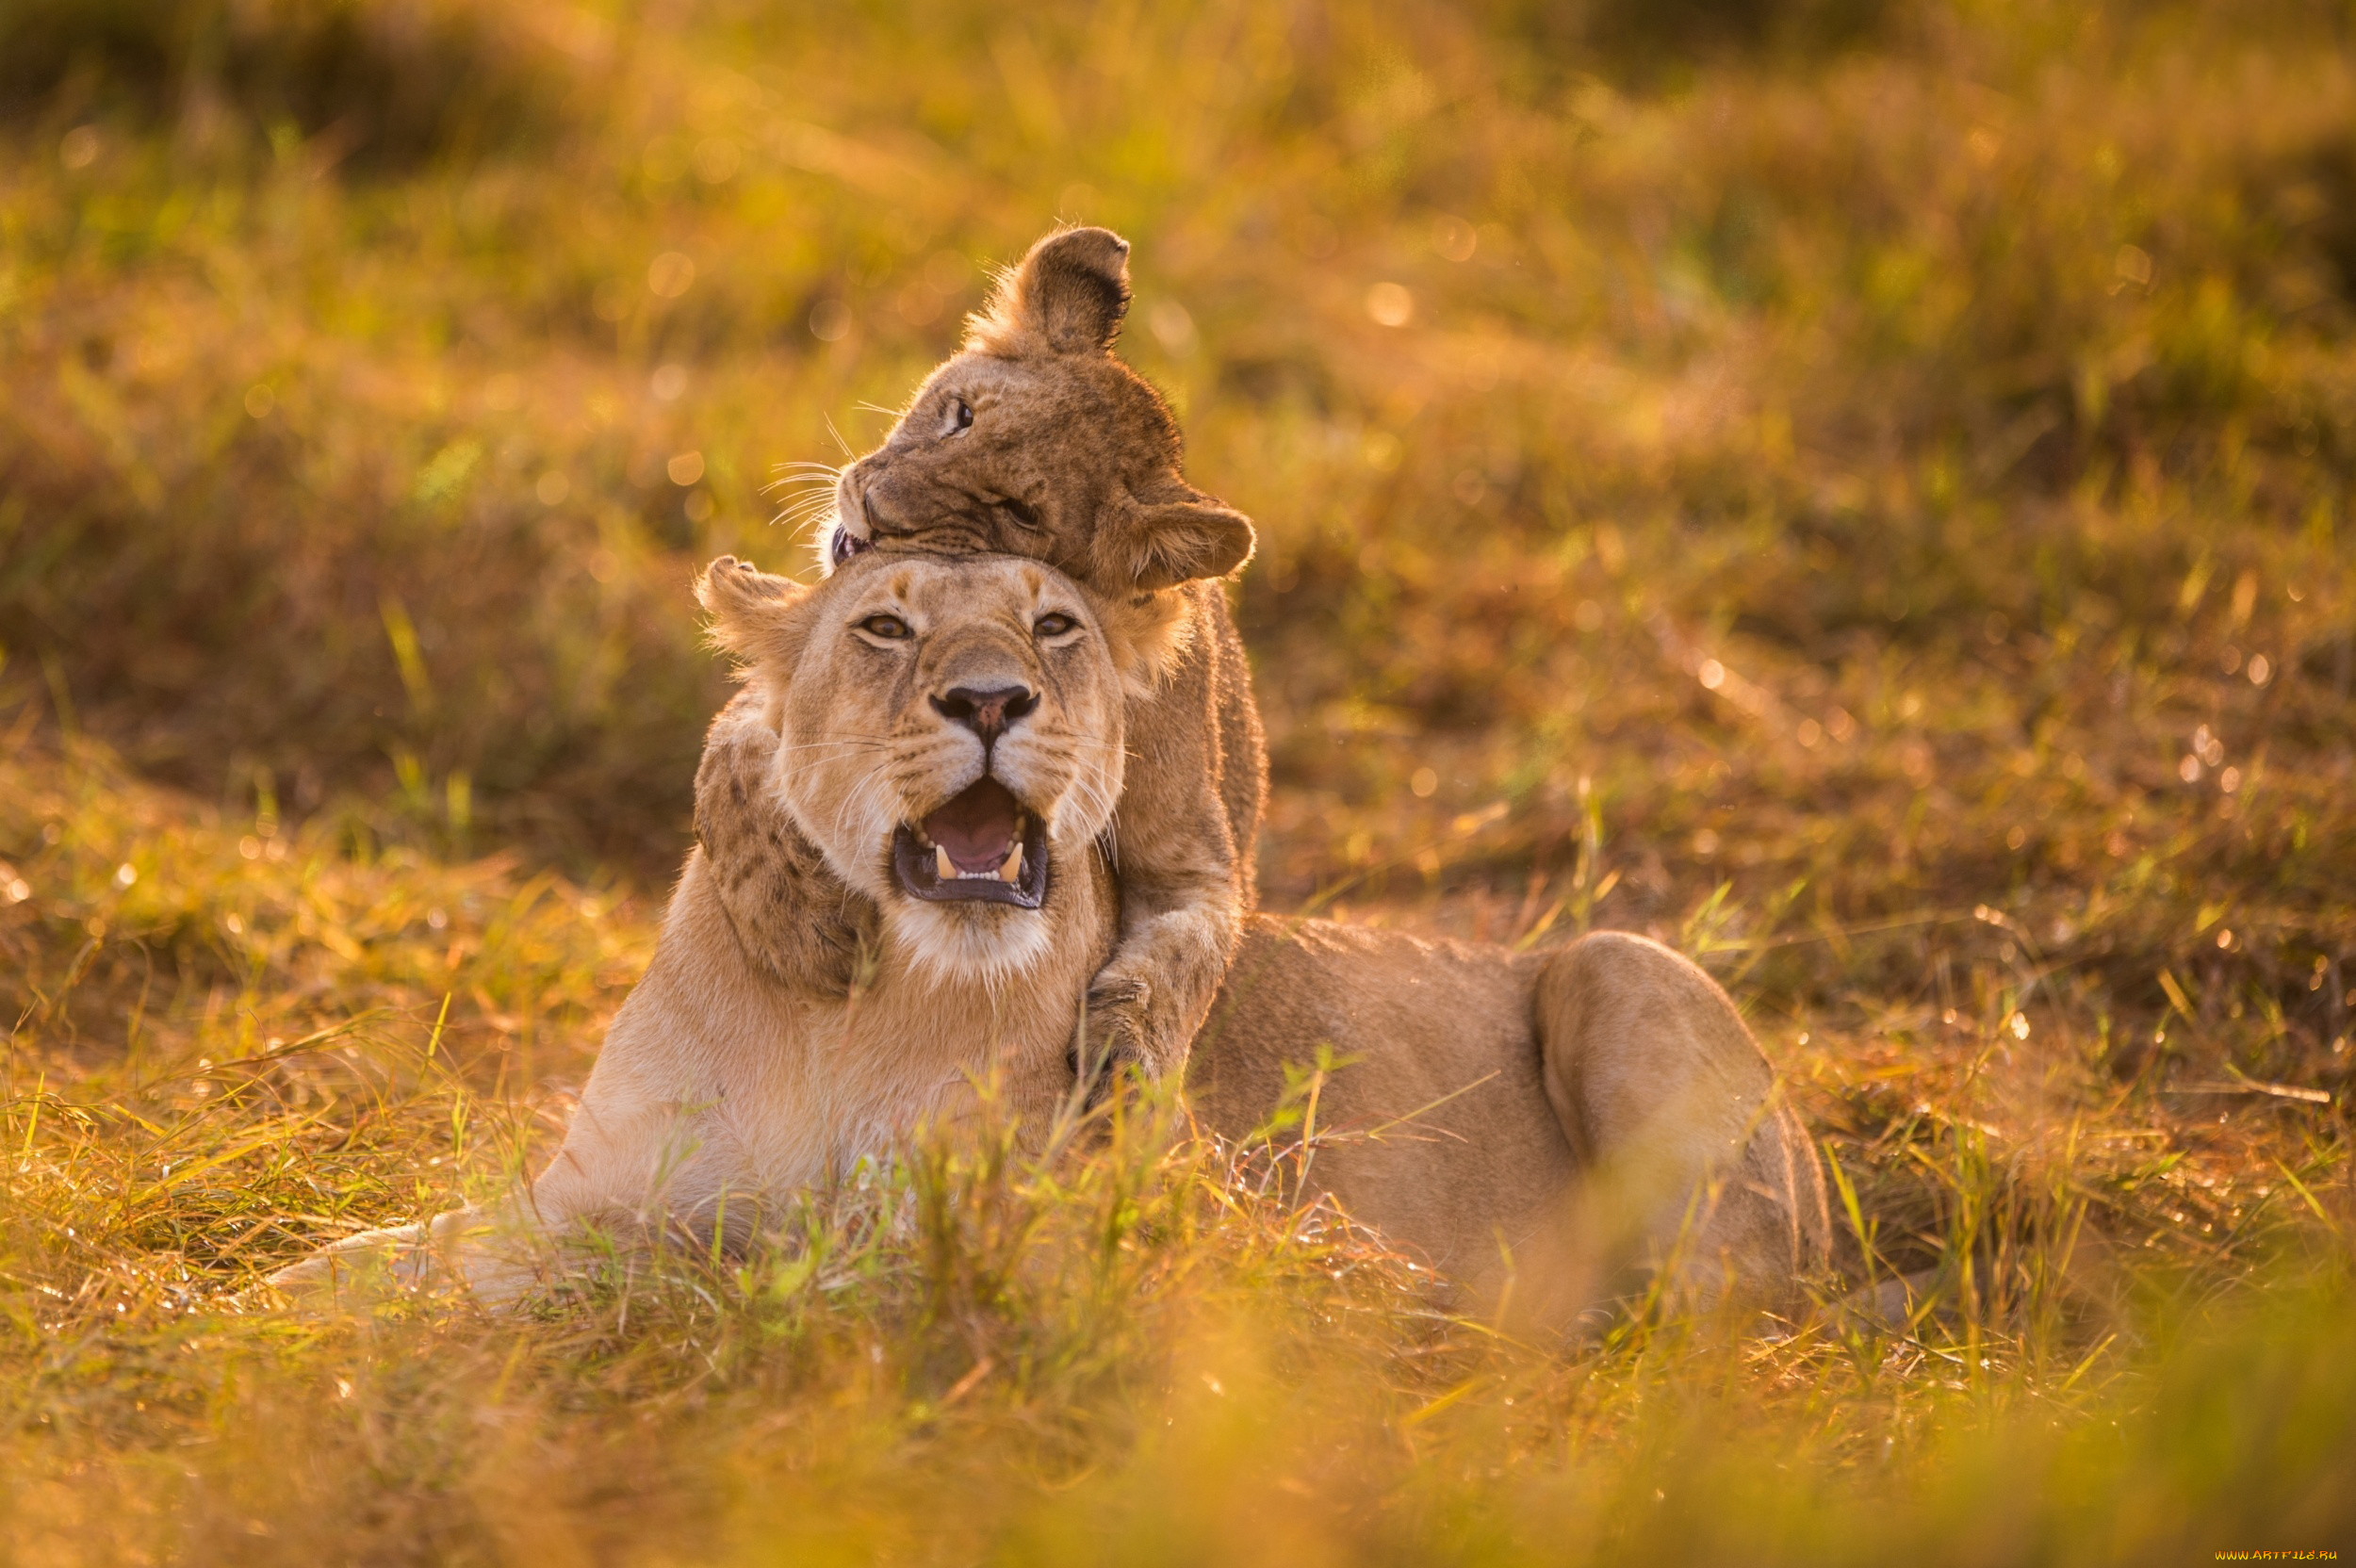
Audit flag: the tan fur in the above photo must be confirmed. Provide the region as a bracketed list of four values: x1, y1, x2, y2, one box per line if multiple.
[270, 553, 1138, 1301]
[796, 224, 1267, 1087]
[1190, 923, 1832, 1321]
[272, 557, 1825, 1321]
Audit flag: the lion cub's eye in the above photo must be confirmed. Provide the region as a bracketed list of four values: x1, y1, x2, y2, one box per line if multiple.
[949, 398, 973, 433]
[1034, 612, 1079, 639]
[858, 614, 913, 641]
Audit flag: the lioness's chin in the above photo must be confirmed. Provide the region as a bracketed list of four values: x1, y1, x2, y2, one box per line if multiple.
[884, 897, 1059, 983]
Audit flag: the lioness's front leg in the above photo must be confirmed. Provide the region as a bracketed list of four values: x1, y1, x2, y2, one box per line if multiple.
[270, 1077, 724, 1306]
[267, 1201, 553, 1305]
[270, 952, 745, 1307]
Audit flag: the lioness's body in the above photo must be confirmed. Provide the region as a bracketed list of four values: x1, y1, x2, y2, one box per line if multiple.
[556, 885, 1824, 1315]
[532, 841, 1112, 1241]
[273, 553, 1826, 1318]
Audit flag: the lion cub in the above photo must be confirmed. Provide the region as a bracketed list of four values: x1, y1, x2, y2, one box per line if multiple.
[705, 225, 1262, 1091]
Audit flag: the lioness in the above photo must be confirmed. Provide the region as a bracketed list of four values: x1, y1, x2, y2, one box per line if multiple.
[272, 552, 1827, 1318]
[712, 223, 1262, 1094]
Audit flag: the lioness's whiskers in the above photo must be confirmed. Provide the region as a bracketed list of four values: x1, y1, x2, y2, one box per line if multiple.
[829, 767, 893, 845]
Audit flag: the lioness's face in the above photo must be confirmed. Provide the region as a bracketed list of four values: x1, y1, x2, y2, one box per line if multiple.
[700, 551, 1125, 979]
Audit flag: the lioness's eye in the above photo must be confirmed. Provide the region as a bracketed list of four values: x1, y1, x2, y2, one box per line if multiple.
[950, 399, 973, 433]
[1034, 612, 1078, 639]
[859, 614, 912, 641]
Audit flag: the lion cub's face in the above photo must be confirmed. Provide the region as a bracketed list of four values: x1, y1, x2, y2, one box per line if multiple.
[825, 226, 1255, 595]
[699, 551, 1126, 980]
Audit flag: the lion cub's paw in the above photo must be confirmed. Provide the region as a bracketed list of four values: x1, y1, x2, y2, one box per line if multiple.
[1072, 970, 1183, 1102]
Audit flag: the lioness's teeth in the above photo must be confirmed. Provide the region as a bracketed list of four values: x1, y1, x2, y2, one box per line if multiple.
[935, 845, 955, 883]
[998, 842, 1023, 883]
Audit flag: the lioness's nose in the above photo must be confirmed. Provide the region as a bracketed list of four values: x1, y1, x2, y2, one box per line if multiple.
[932, 685, 1039, 747]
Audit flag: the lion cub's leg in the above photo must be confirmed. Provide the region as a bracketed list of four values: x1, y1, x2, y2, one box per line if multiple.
[1530, 932, 1829, 1310]
[1081, 856, 1244, 1086]
[1078, 598, 1258, 1089]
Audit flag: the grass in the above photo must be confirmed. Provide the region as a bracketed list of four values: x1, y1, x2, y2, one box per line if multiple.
[4, 0, 2355, 1560]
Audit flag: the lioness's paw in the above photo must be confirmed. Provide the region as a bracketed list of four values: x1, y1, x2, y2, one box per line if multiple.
[266, 1208, 545, 1309]
[266, 1221, 440, 1302]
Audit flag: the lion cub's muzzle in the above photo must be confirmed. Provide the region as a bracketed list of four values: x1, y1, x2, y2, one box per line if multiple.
[891, 681, 1052, 909]
[830, 463, 1020, 568]
[829, 525, 873, 567]
[827, 466, 878, 566]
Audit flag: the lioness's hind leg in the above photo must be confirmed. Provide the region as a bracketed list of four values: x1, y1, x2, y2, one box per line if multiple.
[1531, 931, 1829, 1309]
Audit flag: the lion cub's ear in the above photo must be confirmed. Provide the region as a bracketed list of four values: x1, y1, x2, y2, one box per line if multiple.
[1102, 491, 1257, 591]
[972, 225, 1132, 356]
[696, 556, 813, 671]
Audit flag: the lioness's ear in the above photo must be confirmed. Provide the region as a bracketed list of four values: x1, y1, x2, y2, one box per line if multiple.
[696, 556, 813, 670]
[1101, 494, 1257, 591]
[972, 226, 1132, 355]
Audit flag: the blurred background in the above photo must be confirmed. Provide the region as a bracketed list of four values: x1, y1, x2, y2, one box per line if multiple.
[4, 4, 2355, 1560]
[7, 0, 2356, 1124]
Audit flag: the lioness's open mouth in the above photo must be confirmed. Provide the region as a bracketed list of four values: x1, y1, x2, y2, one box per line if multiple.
[891, 776, 1049, 908]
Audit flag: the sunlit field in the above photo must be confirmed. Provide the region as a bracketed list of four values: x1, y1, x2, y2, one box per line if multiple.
[4, 0, 2354, 1561]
